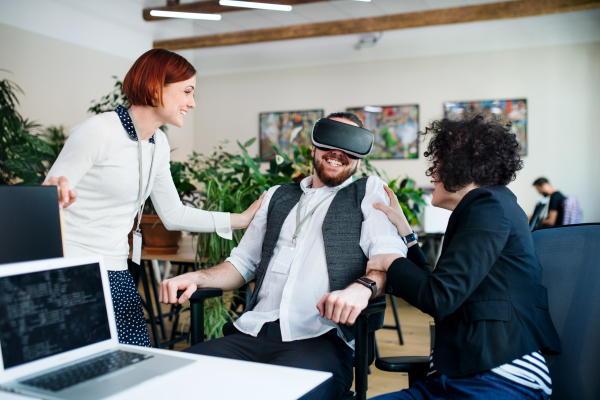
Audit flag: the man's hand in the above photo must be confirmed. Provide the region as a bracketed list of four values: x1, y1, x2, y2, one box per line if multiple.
[159, 272, 199, 304]
[316, 283, 372, 326]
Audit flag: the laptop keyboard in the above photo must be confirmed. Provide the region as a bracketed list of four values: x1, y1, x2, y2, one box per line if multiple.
[20, 350, 153, 392]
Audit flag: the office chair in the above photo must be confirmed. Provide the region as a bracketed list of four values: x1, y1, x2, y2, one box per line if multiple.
[533, 223, 600, 399]
[529, 201, 546, 231]
[375, 223, 600, 399]
[181, 290, 385, 400]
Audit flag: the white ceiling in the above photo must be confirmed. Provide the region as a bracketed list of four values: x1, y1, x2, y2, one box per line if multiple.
[1, 0, 599, 76]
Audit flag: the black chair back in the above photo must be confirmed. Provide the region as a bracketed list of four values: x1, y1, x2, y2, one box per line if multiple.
[0, 186, 63, 264]
[529, 201, 546, 231]
[532, 223, 600, 400]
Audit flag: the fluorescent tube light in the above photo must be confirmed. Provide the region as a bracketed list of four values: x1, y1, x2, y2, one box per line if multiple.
[219, 1, 292, 11]
[353, 0, 372, 2]
[150, 10, 222, 20]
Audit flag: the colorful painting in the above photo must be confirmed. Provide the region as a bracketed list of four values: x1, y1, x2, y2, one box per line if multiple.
[347, 105, 419, 159]
[444, 99, 528, 155]
[259, 110, 324, 161]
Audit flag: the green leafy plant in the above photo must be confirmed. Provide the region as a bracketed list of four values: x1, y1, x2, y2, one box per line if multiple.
[188, 138, 292, 266]
[388, 176, 428, 226]
[0, 71, 65, 185]
[87, 76, 129, 115]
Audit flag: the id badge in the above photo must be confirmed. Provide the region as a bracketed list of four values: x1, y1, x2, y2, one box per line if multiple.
[271, 246, 296, 275]
[132, 231, 142, 265]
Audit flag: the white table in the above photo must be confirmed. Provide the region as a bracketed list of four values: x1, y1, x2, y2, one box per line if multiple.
[0, 347, 332, 400]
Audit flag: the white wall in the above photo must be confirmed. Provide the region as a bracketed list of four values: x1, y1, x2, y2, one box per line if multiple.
[193, 42, 600, 222]
[0, 23, 194, 161]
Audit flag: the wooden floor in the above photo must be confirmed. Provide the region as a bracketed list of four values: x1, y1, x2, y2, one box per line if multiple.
[143, 288, 432, 399]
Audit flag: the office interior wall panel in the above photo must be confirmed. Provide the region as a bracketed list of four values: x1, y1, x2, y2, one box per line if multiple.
[192, 42, 600, 223]
[0, 23, 194, 162]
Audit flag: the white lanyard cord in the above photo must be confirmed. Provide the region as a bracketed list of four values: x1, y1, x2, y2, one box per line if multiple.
[128, 109, 156, 233]
[291, 191, 336, 246]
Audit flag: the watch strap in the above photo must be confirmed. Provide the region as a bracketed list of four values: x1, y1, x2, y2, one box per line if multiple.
[402, 232, 418, 244]
[355, 277, 377, 301]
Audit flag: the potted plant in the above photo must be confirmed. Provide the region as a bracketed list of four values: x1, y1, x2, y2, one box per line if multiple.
[138, 161, 197, 254]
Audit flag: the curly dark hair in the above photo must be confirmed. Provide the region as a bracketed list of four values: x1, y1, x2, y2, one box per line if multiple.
[421, 114, 523, 192]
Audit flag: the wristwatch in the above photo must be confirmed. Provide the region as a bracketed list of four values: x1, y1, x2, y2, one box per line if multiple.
[402, 231, 418, 245]
[355, 277, 377, 301]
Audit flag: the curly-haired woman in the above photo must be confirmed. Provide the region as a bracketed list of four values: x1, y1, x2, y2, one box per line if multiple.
[369, 115, 561, 399]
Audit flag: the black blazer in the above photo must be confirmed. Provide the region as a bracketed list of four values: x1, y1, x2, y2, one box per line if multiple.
[386, 186, 561, 377]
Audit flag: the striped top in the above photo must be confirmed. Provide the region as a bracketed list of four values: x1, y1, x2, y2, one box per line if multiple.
[429, 350, 552, 396]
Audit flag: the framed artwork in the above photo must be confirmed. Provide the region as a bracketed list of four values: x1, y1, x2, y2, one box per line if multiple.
[444, 99, 528, 155]
[259, 109, 324, 161]
[346, 105, 419, 159]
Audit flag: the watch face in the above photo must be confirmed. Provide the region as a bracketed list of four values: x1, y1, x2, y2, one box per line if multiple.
[360, 277, 376, 286]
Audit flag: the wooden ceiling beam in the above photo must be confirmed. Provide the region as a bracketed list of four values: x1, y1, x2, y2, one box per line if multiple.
[153, 0, 600, 50]
[143, 0, 331, 21]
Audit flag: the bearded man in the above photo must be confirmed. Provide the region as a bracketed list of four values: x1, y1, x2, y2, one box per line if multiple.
[159, 112, 407, 400]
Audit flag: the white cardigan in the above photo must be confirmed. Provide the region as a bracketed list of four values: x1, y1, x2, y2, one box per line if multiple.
[47, 111, 231, 271]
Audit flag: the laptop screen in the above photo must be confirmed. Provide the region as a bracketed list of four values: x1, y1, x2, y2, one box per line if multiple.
[0, 263, 111, 369]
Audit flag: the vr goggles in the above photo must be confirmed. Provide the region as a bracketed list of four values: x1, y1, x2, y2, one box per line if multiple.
[311, 118, 374, 159]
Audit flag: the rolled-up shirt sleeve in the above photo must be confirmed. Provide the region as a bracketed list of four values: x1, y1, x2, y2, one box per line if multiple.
[225, 186, 278, 283]
[211, 212, 232, 240]
[360, 176, 407, 259]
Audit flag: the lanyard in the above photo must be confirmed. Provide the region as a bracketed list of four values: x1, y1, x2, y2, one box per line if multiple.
[128, 109, 156, 233]
[291, 191, 336, 246]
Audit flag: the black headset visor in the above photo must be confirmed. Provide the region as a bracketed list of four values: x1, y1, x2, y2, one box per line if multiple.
[311, 118, 374, 159]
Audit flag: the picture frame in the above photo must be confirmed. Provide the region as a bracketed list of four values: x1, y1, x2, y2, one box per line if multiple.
[444, 99, 528, 155]
[346, 105, 419, 160]
[259, 109, 324, 161]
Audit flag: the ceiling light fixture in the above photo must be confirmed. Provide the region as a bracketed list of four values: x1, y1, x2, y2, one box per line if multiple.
[219, 1, 292, 11]
[149, 10, 222, 20]
[352, 0, 372, 2]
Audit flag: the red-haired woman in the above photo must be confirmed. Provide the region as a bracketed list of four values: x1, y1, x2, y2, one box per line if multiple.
[44, 49, 264, 347]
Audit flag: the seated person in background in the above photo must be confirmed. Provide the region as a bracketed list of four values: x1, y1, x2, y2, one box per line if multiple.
[160, 112, 407, 400]
[532, 177, 566, 227]
[368, 115, 561, 400]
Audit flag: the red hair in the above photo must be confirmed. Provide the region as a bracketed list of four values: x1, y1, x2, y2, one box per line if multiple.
[123, 49, 196, 107]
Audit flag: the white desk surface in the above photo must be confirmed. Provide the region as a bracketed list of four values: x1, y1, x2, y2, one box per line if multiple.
[0, 346, 331, 400]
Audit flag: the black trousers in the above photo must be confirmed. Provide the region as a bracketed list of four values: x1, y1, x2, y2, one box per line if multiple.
[183, 321, 354, 400]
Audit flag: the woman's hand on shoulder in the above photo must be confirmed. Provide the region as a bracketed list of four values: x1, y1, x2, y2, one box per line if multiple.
[231, 191, 266, 230]
[367, 253, 403, 274]
[373, 184, 413, 237]
[42, 176, 77, 208]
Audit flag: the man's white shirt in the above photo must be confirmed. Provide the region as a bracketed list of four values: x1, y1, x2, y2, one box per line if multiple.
[226, 175, 407, 348]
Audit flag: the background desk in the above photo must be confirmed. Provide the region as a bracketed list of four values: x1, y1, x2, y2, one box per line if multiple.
[128, 235, 205, 349]
[0, 346, 332, 400]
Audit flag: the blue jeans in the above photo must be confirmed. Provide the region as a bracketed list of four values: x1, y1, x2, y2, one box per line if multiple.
[371, 372, 549, 400]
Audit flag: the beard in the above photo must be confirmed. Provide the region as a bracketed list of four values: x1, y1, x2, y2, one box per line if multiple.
[314, 154, 358, 187]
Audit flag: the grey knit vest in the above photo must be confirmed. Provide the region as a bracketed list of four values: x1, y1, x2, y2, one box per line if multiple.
[244, 177, 385, 342]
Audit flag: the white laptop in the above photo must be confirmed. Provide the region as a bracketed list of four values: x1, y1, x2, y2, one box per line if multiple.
[0, 255, 194, 400]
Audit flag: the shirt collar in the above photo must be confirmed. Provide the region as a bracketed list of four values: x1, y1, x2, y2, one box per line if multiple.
[300, 175, 354, 194]
[115, 105, 155, 144]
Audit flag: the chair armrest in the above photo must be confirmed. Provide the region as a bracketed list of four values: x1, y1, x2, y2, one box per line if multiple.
[375, 356, 430, 373]
[176, 288, 223, 346]
[359, 301, 386, 317]
[176, 288, 223, 301]
[376, 356, 430, 387]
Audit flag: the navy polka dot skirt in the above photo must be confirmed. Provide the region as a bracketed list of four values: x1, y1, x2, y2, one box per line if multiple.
[107, 271, 152, 347]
